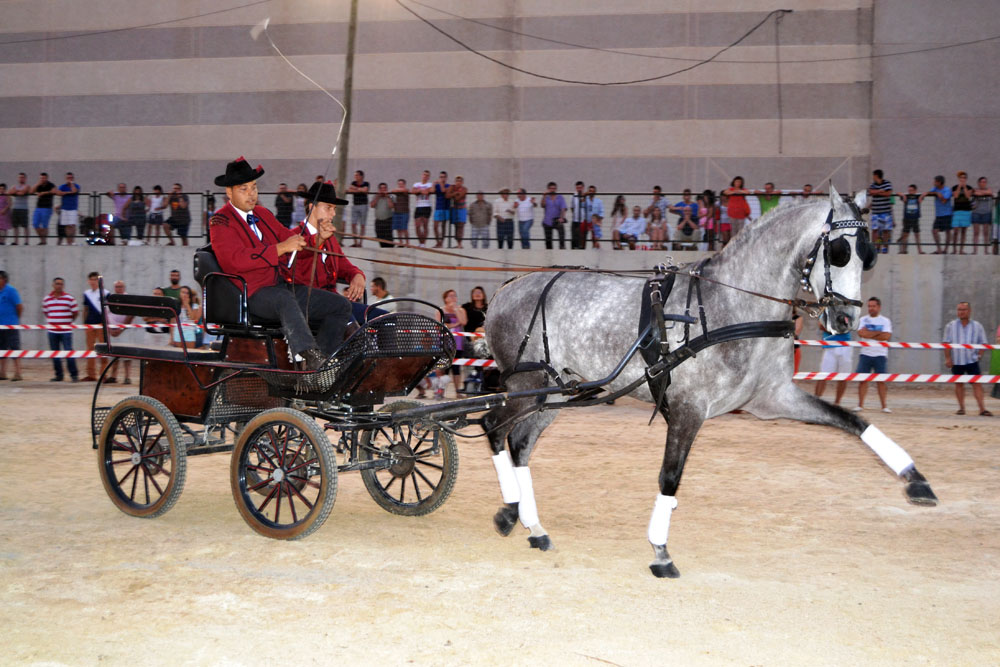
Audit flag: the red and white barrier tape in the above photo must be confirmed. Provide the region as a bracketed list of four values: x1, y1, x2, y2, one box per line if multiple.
[1, 350, 100, 359]
[797, 340, 999, 350]
[0, 323, 196, 331]
[5, 324, 996, 351]
[792, 372, 999, 384]
[5, 349, 997, 383]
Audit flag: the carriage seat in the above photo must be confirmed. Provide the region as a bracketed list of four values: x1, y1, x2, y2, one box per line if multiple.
[194, 244, 362, 336]
[96, 293, 223, 361]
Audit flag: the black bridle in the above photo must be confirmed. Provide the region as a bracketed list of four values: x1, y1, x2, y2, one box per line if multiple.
[800, 208, 876, 311]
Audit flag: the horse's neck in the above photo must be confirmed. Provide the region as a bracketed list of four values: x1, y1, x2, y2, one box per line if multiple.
[709, 208, 822, 309]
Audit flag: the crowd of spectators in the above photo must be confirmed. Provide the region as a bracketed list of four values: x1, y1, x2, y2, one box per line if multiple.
[3, 169, 998, 254]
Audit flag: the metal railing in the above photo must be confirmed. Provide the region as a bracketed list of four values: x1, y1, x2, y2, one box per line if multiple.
[7, 190, 999, 252]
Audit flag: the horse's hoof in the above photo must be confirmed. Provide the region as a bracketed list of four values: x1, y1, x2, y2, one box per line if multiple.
[493, 506, 518, 536]
[528, 535, 552, 551]
[649, 560, 680, 578]
[905, 481, 939, 506]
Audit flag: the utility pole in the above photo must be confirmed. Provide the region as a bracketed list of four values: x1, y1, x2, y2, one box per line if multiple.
[334, 0, 359, 235]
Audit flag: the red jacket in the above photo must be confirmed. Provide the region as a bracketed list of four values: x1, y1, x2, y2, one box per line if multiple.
[209, 202, 298, 296]
[293, 223, 365, 291]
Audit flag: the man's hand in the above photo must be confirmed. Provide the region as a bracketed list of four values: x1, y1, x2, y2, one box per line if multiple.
[317, 220, 335, 242]
[276, 234, 306, 256]
[345, 274, 366, 301]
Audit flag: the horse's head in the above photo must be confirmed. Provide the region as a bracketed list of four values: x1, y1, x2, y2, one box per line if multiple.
[801, 185, 877, 334]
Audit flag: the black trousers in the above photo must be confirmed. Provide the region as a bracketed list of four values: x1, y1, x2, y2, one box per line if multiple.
[570, 221, 585, 249]
[248, 284, 352, 356]
[375, 217, 394, 247]
[543, 222, 565, 249]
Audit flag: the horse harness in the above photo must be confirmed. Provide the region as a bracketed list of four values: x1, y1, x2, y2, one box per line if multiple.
[501, 259, 795, 420]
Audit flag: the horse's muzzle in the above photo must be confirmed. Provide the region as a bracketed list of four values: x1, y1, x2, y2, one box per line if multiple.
[821, 305, 860, 335]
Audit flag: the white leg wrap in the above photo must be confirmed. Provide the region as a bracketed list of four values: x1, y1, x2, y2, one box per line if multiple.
[491, 451, 520, 504]
[860, 424, 914, 476]
[438, 374, 451, 388]
[647, 494, 678, 546]
[514, 466, 539, 528]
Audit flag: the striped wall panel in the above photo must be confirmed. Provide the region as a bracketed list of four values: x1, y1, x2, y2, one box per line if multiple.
[0, 2, 878, 194]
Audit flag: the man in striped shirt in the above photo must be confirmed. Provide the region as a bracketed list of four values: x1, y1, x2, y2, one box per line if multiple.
[41, 277, 79, 382]
[867, 169, 894, 255]
[942, 301, 991, 416]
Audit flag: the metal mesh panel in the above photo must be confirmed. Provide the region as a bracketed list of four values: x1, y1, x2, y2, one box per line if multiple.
[207, 374, 284, 422]
[92, 406, 111, 436]
[255, 312, 455, 397]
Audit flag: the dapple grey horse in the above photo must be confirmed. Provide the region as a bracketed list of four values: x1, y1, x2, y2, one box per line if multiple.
[481, 187, 937, 578]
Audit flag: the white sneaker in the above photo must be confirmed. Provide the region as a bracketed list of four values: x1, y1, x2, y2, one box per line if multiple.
[852, 405, 863, 411]
[881, 407, 892, 413]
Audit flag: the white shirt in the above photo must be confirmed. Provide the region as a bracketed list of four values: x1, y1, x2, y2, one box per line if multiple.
[619, 216, 647, 237]
[373, 293, 397, 312]
[857, 314, 892, 357]
[493, 197, 516, 220]
[230, 204, 261, 240]
[413, 180, 433, 207]
[149, 194, 167, 214]
[515, 197, 534, 221]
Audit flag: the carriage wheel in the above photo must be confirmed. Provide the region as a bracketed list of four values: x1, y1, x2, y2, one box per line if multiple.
[97, 395, 187, 518]
[359, 401, 458, 516]
[231, 408, 337, 540]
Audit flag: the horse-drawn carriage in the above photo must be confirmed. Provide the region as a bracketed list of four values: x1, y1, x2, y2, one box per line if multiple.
[92, 246, 459, 539]
[92, 190, 939, 578]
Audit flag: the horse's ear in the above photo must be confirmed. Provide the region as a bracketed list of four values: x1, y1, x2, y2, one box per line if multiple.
[828, 182, 840, 206]
[853, 189, 868, 211]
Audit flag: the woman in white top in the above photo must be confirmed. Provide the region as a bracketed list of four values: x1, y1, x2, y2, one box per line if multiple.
[608, 195, 628, 250]
[170, 285, 202, 348]
[147, 185, 172, 245]
[411, 170, 433, 247]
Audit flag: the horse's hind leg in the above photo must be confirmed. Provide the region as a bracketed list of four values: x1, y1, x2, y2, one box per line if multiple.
[648, 401, 704, 579]
[482, 401, 557, 549]
[746, 383, 937, 505]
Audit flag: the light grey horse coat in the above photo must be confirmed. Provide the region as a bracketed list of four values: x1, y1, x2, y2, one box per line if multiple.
[481, 189, 937, 578]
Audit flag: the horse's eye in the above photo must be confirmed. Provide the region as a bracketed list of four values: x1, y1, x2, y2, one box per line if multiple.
[828, 237, 851, 267]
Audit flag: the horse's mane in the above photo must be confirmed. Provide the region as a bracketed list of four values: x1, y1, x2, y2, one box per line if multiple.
[716, 198, 827, 257]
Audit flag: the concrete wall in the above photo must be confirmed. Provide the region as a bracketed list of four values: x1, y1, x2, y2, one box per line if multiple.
[1, 0, 877, 194]
[870, 0, 1000, 187]
[2, 244, 996, 374]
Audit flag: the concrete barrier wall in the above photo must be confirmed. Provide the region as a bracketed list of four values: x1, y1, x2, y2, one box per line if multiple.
[1, 245, 996, 374]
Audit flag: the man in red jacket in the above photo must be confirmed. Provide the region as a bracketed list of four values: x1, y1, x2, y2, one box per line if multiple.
[295, 181, 387, 323]
[209, 157, 352, 369]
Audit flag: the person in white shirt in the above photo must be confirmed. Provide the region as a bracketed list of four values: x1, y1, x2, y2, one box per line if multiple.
[492, 189, 518, 250]
[513, 188, 536, 249]
[147, 185, 172, 245]
[370, 277, 396, 312]
[411, 170, 433, 247]
[618, 206, 647, 250]
[854, 296, 892, 412]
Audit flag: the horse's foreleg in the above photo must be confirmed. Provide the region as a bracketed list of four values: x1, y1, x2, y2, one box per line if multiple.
[746, 384, 938, 505]
[649, 402, 704, 578]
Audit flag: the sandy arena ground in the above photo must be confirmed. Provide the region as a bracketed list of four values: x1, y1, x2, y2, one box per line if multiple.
[1, 365, 999, 665]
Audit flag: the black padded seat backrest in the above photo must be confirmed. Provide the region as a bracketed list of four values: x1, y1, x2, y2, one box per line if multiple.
[194, 244, 246, 326]
[105, 293, 180, 319]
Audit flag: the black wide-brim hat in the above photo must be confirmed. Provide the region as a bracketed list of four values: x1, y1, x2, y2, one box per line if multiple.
[214, 156, 265, 187]
[306, 180, 349, 205]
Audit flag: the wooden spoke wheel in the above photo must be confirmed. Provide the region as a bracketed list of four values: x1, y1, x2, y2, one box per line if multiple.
[231, 408, 337, 540]
[97, 396, 187, 518]
[359, 401, 458, 516]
